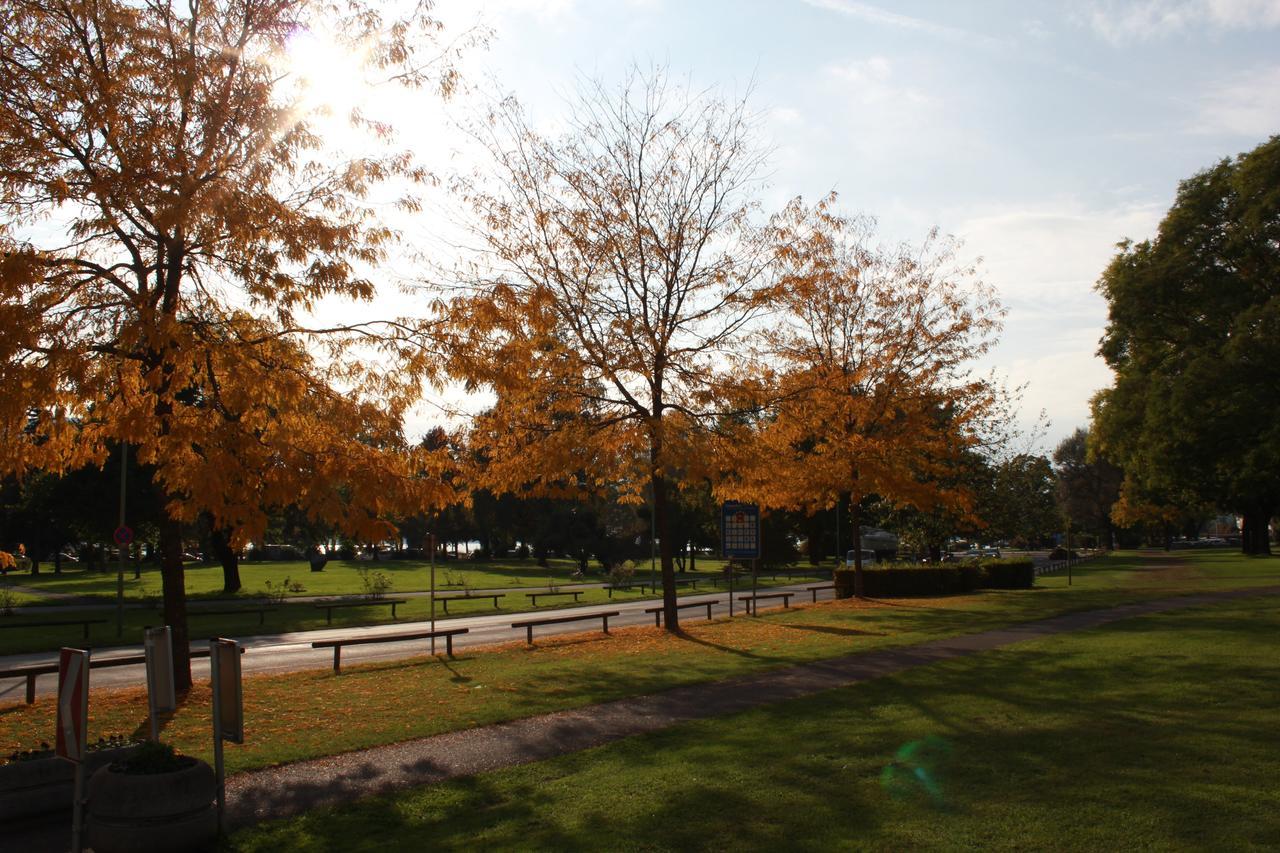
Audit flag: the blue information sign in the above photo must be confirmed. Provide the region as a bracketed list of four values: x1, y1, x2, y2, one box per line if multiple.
[721, 502, 760, 559]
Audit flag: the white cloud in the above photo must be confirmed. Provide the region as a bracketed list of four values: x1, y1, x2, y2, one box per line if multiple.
[953, 199, 1166, 449]
[826, 56, 932, 106]
[1084, 0, 1280, 43]
[801, 0, 1002, 47]
[955, 200, 1164, 304]
[1190, 63, 1280, 137]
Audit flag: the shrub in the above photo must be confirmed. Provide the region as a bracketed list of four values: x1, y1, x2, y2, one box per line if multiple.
[979, 557, 1035, 589]
[262, 577, 305, 604]
[957, 563, 984, 592]
[112, 740, 195, 775]
[835, 565, 965, 597]
[1048, 546, 1079, 561]
[608, 560, 637, 588]
[356, 566, 393, 599]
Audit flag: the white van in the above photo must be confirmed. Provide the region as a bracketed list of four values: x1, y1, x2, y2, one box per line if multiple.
[845, 549, 877, 567]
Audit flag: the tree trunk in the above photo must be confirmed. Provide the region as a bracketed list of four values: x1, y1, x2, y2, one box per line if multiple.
[209, 527, 241, 593]
[653, 461, 680, 633]
[159, 515, 192, 692]
[1241, 508, 1272, 556]
[851, 501, 865, 598]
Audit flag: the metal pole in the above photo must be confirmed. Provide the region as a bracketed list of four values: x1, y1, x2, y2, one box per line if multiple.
[117, 441, 127, 637]
[728, 558, 734, 617]
[649, 496, 656, 594]
[211, 644, 225, 837]
[429, 534, 436, 655]
[834, 496, 840, 574]
[71, 761, 86, 852]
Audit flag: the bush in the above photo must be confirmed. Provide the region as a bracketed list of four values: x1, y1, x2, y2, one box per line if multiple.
[979, 557, 1035, 589]
[957, 563, 983, 592]
[112, 740, 194, 775]
[1048, 547, 1079, 561]
[470, 547, 490, 561]
[834, 565, 965, 597]
[356, 566, 393, 599]
[833, 558, 1034, 597]
[608, 560, 637, 588]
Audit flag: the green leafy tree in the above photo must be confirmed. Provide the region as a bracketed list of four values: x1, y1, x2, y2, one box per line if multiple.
[1092, 136, 1280, 555]
[1053, 428, 1122, 550]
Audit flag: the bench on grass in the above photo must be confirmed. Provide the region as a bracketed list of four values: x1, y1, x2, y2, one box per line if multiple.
[525, 590, 583, 606]
[737, 591, 795, 615]
[0, 645, 243, 705]
[165, 606, 275, 626]
[643, 599, 719, 626]
[604, 583, 651, 597]
[437, 593, 505, 613]
[806, 584, 835, 603]
[313, 597, 408, 625]
[0, 618, 107, 640]
[511, 610, 619, 645]
[312, 627, 470, 673]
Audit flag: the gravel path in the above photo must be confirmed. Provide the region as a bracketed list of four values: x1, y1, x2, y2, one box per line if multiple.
[224, 583, 1280, 830]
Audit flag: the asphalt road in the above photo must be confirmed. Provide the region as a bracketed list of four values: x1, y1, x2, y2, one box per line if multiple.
[0, 581, 830, 703]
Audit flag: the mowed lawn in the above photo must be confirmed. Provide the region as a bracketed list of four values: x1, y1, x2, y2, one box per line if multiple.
[229, 589, 1280, 852]
[3, 550, 1275, 778]
[4, 555, 747, 604]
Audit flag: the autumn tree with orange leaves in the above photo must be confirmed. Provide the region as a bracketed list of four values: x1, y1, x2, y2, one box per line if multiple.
[443, 70, 780, 631]
[0, 0, 460, 688]
[719, 197, 1005, 597]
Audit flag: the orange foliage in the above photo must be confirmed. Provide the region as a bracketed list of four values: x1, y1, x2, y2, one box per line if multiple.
[719, 196, 1005, 557]
[0, 0, 464, 684]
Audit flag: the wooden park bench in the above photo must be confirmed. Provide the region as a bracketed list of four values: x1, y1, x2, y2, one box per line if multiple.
[737, 591, 795, 615]
[525, 590, 584, 606]
[643, 599, 719, 626]
[437, 592, 505, 613]
[604, 583, 651, 597]
[312, 627, 470, 673]
[0, 645, 242, 705]
[313, 597, 408, 625]
[164, 606, 275, 626]
[806, 584, 835, 603]
[511, 610, 619, 645]
[0, 618, 107, 641]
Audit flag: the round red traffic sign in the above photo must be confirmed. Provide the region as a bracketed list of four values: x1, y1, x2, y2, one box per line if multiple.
[113, 525, 134, 547]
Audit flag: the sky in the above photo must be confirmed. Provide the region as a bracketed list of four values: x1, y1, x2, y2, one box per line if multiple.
[296, 0, 1280, 452]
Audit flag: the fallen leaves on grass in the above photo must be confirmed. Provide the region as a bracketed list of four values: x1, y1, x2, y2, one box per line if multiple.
[0, 595, 971, 773]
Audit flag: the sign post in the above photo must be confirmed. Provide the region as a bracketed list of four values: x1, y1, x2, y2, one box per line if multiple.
[57, 647, 90, 852]
[209, 638, 243, 837]
[143, 626, 176, 741]
[429, 533, 437, 654]
[721, 502, 760, 617]
[113, 519, 133, 638]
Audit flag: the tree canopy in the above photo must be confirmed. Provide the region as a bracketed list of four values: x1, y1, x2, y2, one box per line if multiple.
[443, 69, 781, 629]
[0, 0, 458, 685]
[1092, 135, 1280, 555]
[719, 197, 1005, 593]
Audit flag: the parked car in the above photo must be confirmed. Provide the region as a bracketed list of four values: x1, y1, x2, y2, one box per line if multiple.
[844, 549, 877, 567]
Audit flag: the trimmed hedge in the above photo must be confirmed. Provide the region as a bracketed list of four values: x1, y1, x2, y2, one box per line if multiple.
[833, 557, 1034, 598]
[978, 557, 1035, 589]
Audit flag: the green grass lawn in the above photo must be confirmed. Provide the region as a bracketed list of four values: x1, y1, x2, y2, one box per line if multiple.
[4, 555, 758, 604]
[4, 549, 1276, 780]
[228, 588, 1280, 851]
[0, 572, 827, 656]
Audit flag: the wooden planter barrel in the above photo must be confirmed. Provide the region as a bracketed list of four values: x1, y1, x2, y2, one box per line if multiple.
[86, 757, 217, 853]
